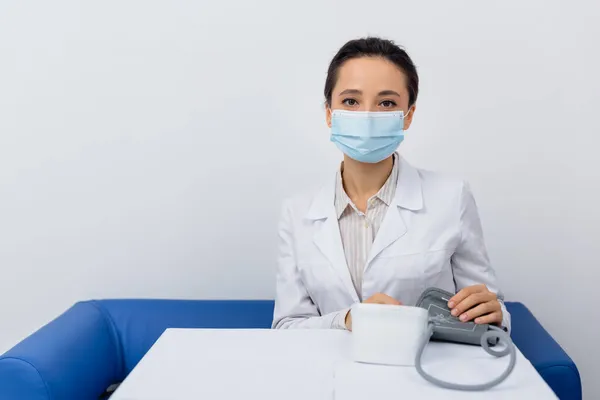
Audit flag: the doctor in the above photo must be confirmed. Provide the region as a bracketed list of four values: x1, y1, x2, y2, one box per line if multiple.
[272, 37, 510, 331]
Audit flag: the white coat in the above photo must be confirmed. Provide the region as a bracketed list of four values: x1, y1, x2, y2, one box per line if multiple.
[272, 155, 510, 330]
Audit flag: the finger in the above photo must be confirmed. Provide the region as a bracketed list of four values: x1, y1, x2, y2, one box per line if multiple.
[364, 294, 379, 304]
[364, 295, 379, 304]
[474, 311, 503, 325]
[450, 292, 484, 316]
[366, 293, 401, 305]
[451, 292, 495, 317]
[457, 300, 500, 322]
[376, 294, 401, 305]
[448, 284, 485, 308]
[447, 288, 470, 308]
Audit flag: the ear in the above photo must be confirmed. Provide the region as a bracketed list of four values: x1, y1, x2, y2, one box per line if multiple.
[325, 105, 332, 128]
[403, 105, 416, 130]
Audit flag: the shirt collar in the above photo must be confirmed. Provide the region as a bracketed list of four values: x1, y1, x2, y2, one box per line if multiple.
[334, 153, 399, 219]
[306, 153, 423, 221]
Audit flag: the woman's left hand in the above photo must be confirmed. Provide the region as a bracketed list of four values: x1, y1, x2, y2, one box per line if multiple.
[447, 284, 503, 325]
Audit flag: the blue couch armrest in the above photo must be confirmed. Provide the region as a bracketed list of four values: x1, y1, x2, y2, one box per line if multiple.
[507, 302, 581, 400]
[95, 299, 275, 374]
[0, 301, 122, 400]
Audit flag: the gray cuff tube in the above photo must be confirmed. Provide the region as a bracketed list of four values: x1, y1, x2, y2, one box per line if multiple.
[415, 324, 517, 391]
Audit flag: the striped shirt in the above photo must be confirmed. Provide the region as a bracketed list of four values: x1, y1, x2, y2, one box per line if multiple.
[334, 154, 399, 300]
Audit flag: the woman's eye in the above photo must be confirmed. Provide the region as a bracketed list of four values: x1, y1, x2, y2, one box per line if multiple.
[342, 98, 358, 106]
[380, 100, 397, 108]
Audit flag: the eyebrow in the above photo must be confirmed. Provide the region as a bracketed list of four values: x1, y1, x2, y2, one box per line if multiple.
[377, 90, 401, 97]
[338, 89, 362, 96]
[338, 89, 401, 97]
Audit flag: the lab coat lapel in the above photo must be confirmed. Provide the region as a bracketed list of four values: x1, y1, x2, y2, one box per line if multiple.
[366, 200, 408, 267]
[366, 156, 423, 268]
[307, 181, 360, 303]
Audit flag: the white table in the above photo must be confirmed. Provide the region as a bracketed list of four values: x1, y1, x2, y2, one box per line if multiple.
[111, 329, 557, 400]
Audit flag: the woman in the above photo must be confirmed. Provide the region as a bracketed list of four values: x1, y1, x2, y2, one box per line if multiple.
[272, 37, 509, 332]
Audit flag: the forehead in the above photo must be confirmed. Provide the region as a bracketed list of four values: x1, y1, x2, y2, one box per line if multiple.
[334, 57, 407, 94]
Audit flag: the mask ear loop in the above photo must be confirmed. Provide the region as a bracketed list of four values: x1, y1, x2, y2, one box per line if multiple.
[415, 324, 517, 391]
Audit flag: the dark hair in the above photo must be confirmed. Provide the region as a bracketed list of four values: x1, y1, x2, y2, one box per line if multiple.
[324, 37, 419, 108]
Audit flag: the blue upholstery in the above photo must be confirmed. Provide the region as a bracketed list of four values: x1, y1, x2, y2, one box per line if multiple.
[0, 302, 121, 400]
[0, 301, 581, 400]
[508, 303, 582, 400]
[97, 299, 274, 374]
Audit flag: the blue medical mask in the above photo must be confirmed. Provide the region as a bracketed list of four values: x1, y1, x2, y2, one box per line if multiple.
[330, 110, 407, 163]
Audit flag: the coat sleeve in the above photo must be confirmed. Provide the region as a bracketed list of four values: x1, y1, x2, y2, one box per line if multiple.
[450, 181, 511, 332]
[272, 199, 348, 329]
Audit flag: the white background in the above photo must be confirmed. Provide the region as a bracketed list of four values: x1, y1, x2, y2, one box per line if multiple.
[0, 0, 598, 398]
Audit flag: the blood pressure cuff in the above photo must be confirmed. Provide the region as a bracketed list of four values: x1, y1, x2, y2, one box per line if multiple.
[416, 287, 497, 346]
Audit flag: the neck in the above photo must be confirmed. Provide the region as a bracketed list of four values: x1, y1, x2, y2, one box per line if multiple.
[341, 155, 394, 207]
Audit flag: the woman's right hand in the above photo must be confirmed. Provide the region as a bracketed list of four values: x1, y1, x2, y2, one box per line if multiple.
[344, 293, 402, 331]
